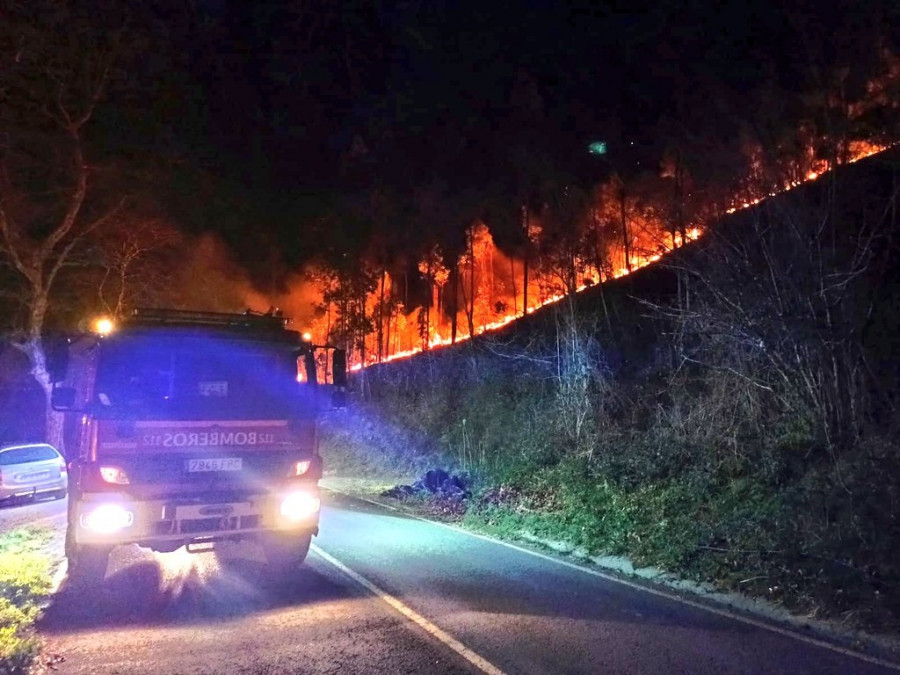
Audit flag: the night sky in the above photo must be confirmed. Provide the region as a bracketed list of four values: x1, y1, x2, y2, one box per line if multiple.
[8, 0, 897, 285]
[180, 0, 891, 180]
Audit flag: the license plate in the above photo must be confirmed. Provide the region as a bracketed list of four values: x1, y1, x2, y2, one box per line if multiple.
[16, 471, 49, 482]
[187, 458, 242, 472]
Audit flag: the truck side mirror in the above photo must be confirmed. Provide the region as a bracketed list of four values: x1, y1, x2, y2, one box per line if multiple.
[51, 386, 76, 411]
[332, 349, 347, 388]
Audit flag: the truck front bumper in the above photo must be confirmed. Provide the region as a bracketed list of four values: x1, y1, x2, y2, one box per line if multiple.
[72, 485, 320, 549]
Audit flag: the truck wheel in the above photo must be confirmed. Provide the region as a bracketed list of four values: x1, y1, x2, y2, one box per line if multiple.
[263, 533, 312, 576]
[65, 528, 110, 586]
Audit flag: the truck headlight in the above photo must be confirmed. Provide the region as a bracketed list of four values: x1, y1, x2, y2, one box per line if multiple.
[280, 491, 320, 521]
[99, 465, 131, 485]
[81, 503, 134, 533]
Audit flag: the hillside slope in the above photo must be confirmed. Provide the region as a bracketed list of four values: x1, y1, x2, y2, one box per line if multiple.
[321, 147, 900, 633]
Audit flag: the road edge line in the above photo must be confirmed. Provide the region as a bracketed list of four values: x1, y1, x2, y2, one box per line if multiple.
[311, 543, 506, 675]
[322, 486, 900, 672]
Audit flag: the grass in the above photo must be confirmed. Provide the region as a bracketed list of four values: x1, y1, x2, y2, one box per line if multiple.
[0, 526, 55, 675]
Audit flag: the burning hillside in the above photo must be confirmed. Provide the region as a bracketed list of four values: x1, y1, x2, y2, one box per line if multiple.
[283, 143, 889, 371]
[246, 50, 899, 370]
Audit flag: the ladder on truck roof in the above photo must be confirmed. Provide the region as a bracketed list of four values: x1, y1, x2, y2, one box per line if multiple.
[128, 308, 293, 332]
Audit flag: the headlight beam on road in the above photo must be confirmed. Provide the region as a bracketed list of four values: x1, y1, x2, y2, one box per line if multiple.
[311, 544, 507, 675]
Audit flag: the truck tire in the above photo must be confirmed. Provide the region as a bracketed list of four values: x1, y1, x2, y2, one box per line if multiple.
[263, 533, 312, 576]
[65, 528, 111, 586]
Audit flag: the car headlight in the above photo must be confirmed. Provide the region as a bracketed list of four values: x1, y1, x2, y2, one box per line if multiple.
[81, 503, 134, 533]
[280, 491, 320, 521]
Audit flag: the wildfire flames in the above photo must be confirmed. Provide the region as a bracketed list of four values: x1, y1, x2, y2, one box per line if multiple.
[245, 50, 898, 370]
[275, 139, 890, 371]
[725, 140, 888, 215]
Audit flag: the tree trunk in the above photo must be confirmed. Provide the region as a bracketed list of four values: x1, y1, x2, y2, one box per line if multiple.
[522, 206, 529, 316]
[357, 292, 367, 369]
[425, 287, 431, 350]
[461, 276, 475, 340]
[450, 263, 458, 344]
[621, 187, 631, 273]
[675, 157, 687, 247]
[385, 303, 393, 357]
[20, 336, 65, 452]
[468, 232, 475, 334]
[377, 268, 386, 362]
[488, 245, 494, 309]
[510, 257, 518, 315]
[425, 259, 433, 349]
[592, 207, 604, 282]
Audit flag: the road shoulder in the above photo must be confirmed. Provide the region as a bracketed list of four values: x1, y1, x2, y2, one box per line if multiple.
[320, 477, 900, 670]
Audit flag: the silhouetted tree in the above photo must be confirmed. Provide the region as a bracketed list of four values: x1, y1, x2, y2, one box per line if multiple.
[0, 2, 167, 447]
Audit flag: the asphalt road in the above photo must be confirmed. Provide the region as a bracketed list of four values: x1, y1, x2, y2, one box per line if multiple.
[7, 492, 898, 674]
[0, 492, 67, 532]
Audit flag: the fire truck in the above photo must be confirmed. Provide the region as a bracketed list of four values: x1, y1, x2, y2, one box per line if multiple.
[50, 308, 346, 584]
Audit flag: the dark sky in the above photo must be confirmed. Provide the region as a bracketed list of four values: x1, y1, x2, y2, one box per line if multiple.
[132, 0, 896, 269]
[180, 1, 889, 172]
[181, 1, 773, 183]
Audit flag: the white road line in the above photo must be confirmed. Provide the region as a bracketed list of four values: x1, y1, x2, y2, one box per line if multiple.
[311, 543, 507, 675]
[323, 488, 900, 672]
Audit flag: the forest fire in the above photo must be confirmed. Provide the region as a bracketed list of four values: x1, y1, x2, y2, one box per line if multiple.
[260, 44, 898, 371]
[209, 32, 896, 373]
[725, 140, 888, 215]
[292, 137, 892, 373]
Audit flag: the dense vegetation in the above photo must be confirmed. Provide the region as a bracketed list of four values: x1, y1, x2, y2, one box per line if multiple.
[321, 150, 900, 632]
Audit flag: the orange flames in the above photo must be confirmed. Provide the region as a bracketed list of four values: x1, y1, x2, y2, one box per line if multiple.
[261, 45, 899, 370]
[315, 138, 890, 371]
[269, 136, 893, 372]
[302, 208, 704, 370]
[725, 140, 889, 216]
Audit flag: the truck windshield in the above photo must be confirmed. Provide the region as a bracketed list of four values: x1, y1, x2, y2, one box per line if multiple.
[93, 335, 307, 420]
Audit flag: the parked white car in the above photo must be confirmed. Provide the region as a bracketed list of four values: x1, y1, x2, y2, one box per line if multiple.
[0, 443, 68, 503]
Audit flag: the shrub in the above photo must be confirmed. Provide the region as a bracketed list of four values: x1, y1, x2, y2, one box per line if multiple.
[0, 625, 39, 675]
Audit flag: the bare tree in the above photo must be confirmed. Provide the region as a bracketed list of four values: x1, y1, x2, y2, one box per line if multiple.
[539, 184, 592, 298]
[417, 244, 449, 348]
[0, 4, 147, 447]
[93, 219, 183, 318]
[660, 172, 898, 452]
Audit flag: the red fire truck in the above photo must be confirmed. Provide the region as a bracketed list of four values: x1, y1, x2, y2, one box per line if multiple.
[51, 309, 345, 584]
